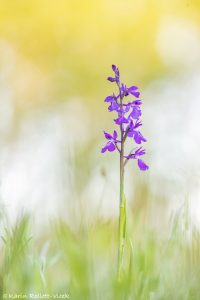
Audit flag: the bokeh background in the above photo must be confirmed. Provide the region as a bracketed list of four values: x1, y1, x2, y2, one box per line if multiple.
[0, 0, 200, 229]
[1, 1, 200, 298]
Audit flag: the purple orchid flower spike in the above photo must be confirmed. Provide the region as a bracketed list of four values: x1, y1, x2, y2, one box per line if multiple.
[102, 65, 149, 171]
[101, 65, 149, 280]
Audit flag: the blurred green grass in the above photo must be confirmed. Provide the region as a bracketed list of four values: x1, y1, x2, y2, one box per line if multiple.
[1, 193, 200, 300]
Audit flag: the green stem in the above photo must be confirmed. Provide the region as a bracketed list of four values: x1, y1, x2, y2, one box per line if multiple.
[116, 81, 127, 281]
[117, 125, 126, 281]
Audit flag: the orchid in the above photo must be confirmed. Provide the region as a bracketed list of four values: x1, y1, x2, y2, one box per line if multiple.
[101, 65, 148, 171]
[101, 130, 120, 153]
[101, 65, 149, 280]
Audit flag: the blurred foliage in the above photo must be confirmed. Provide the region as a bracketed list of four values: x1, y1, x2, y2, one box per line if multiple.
[1, 200, 200, 299]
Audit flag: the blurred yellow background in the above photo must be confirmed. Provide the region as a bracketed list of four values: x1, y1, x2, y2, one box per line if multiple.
[0, 0, 199, 110]
[0, 0, 200, 227]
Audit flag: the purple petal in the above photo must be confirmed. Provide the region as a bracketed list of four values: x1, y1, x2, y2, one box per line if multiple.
[128, 86, 138, 92]
[137, 159, 149, 171]
[131, 91, 140, 98]
[134, 120, 142, 129]
[107, 76, 116, 82]
[127, 131, 134, 138]
[132, 100, 142, 105]
[123, 104, 131, 113]
[113, 130, 118, 140]
[128, 86, 140, 98]
[129, 106, 142, 119]
[107, 141, 116, 152]
[126, 123, 135, 137]
[128, 120, 134, 129]
[120, 83, 128, 95]
[134, 147, 146, 157]
[112, 65, 117, 72]
[108, 101, 118, 112]
[133, 131, 147, 144]
[104, 131, 112, 140]
[101, 145, 108, 153]
[114, 116, 129, 125]
[104, 96, 114, 102]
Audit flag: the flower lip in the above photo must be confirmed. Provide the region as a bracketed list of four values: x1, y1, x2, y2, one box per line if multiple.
[133, 131, 147, 144]
[137, 159, 149, 171]
[101, 141, 116, 153]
